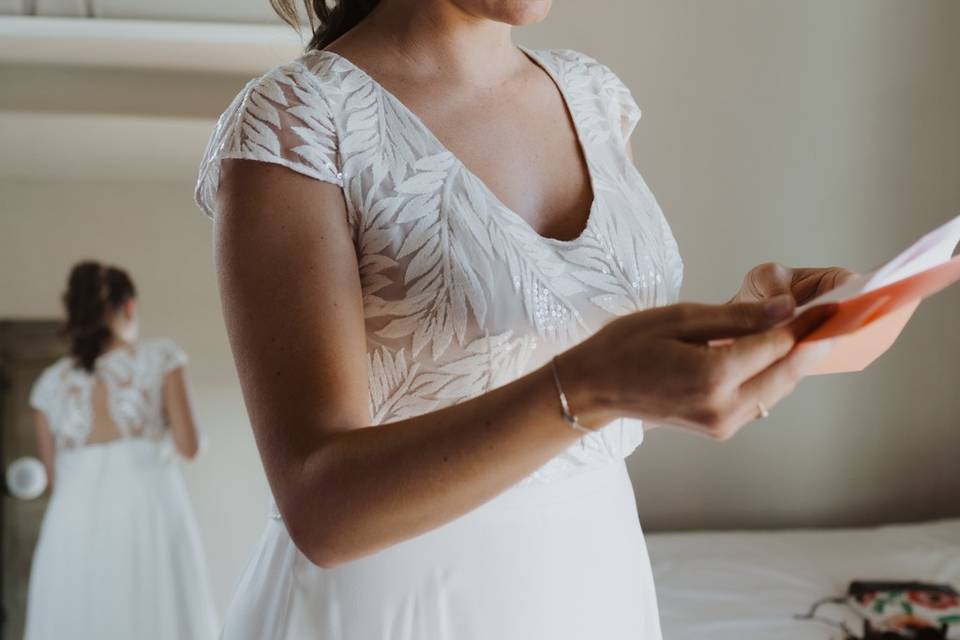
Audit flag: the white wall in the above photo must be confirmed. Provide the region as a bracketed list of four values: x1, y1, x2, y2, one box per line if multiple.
[2, 0, 958, 614]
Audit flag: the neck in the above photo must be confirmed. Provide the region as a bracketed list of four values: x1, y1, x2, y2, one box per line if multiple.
[106, 333, 134, 352]
[349, 0, 522, 86]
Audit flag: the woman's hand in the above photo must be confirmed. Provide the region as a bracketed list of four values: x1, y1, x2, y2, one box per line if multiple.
[730, 262, 857, 307]
[557, 297, 836, 441]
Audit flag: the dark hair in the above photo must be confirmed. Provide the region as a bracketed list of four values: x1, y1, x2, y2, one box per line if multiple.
[271, 0, 380, 51]
[62, 261, 137, 372]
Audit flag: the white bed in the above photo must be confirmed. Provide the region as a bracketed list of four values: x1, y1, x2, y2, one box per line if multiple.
[646, 518, 960, 639]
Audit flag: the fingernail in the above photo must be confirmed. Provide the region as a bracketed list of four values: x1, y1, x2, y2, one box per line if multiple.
[764, 294, 794, 320]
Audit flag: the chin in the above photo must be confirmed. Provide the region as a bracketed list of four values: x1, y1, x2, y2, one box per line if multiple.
[458, 0, 553, 25]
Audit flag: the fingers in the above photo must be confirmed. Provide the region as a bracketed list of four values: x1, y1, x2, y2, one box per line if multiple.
[667, 295, 796, 342]
[641, 295, 838, 443]
[790, 267, 858, 304]
[831, 268, 858, 287]
[688, 298, 832, 380]
[686, 334, 834, 442]
[784, 302, 839, 341]
[733, 338, 835, 426]
[695, 301, 835, 392]
[713, 327, 796, 384]
[729, 262, 793, 304]
[747, 262, 794, 301]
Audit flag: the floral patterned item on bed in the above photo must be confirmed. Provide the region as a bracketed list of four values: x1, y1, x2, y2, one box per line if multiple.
[849, 581, 960, 637]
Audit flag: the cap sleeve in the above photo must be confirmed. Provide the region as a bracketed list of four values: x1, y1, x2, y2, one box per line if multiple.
[152, 339, 188, 375]
[605, 69, 641, 142]
[29, 363, 60, 414]
[558, 49, 642, 144]
[194, 60, 343, 218]
[589, 58, 641, 143]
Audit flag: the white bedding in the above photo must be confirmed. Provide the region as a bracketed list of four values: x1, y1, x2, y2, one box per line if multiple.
[646, 518, 960, 639]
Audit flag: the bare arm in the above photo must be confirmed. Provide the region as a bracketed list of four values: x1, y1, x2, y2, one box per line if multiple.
[33, 410, 56, 493]
[215, 159, 831, 569]
[163, 366, 201, 460]
[216, 159, 601, 568]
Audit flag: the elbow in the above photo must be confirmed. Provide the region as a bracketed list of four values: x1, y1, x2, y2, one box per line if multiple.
[282, 495, 366, 569]
[277, 438, 378, 569]
[305, 544, 351, 570]
[285, 512, 354, 569]
[175, 431, 205, 461]
[176, 441, 200, 461]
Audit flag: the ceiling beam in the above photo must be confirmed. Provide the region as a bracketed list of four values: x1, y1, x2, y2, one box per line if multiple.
[0, 15, 305, 74]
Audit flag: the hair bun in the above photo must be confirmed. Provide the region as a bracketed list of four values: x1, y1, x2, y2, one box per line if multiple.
[61, 261, 136, 371]
[64, 261, 107, 332]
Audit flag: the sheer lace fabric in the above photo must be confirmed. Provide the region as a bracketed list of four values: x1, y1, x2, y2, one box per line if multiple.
[195, 46, 684, 486]
[29, 338, 187, 450]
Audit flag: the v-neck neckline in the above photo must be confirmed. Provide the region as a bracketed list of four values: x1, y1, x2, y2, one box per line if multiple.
[312, 44, 600, 248]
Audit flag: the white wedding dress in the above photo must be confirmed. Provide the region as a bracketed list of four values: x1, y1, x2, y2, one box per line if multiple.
[196, 45, 684, 639]
[24, 338, 218, 640]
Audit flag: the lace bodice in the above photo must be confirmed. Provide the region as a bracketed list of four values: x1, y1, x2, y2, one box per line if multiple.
[29, 338, 188, 450]
[195, 47, 684, 486]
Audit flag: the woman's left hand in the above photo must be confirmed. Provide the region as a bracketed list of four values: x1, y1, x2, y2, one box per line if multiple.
[729, 262, 858, 306]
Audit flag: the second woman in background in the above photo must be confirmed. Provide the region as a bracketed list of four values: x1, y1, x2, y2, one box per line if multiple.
[24, 261, 218, 640]
[197, 0, 849, 638]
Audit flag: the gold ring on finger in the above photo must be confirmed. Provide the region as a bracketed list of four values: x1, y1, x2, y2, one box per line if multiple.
[757, 401, 770, 419]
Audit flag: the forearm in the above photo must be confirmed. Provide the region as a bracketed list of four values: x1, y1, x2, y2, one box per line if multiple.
[163, 368, 201, 460]
[170, 426, 200, 460]
[33, 412, 56, 493]
[41, 454, 55, 494]
[276, 352, 615, 567]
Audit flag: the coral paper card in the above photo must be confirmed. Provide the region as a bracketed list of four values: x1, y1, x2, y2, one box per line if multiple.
[791, 215, 960, 375]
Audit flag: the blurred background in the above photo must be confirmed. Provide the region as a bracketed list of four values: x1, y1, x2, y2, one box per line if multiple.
[1, 0, 958, 627]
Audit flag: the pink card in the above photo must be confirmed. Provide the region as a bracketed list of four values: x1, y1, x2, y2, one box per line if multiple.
[790, 216, 960, 375]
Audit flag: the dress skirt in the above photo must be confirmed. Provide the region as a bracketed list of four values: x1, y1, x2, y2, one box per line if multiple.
[24, 439, 219, 640]
[221, 459, 663, 640]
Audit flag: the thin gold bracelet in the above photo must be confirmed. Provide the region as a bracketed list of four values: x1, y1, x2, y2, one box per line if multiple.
[549, 356, 593, 435]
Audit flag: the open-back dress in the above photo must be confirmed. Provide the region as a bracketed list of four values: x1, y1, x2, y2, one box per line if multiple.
[25, 339, 218, 640]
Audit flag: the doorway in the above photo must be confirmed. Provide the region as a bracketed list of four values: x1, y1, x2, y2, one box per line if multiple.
[0, 320, 63, 640]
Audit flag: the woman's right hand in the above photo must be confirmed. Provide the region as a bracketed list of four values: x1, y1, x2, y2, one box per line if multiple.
[555, 295, 836, 441]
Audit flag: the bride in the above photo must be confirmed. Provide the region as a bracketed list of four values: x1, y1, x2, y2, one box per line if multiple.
[196, 1, 851, 637]
[24, 261, 218, 640]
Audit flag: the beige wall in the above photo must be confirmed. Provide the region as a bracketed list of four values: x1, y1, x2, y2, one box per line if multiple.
[522, 0, 960, 531]
[2, 0, 958, 614]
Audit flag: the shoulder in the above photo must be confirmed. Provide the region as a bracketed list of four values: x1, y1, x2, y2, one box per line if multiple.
[241, 53, 342, 104]
[535, 47, 604, 69]
[529, 47, 626, 86]
[29, 357, 72, 410]
[531, 47, 642, 141]
[140, 337, 186, 359]
[221, 51, 350, 129]
[194, 52, 346, 219]
[139, 338, 188, 373]
[34, 357, 73, 386]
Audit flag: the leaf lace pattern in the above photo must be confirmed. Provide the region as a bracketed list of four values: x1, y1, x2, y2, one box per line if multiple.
[29, 338, 187, 450]
[195, 47, 684, 486]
